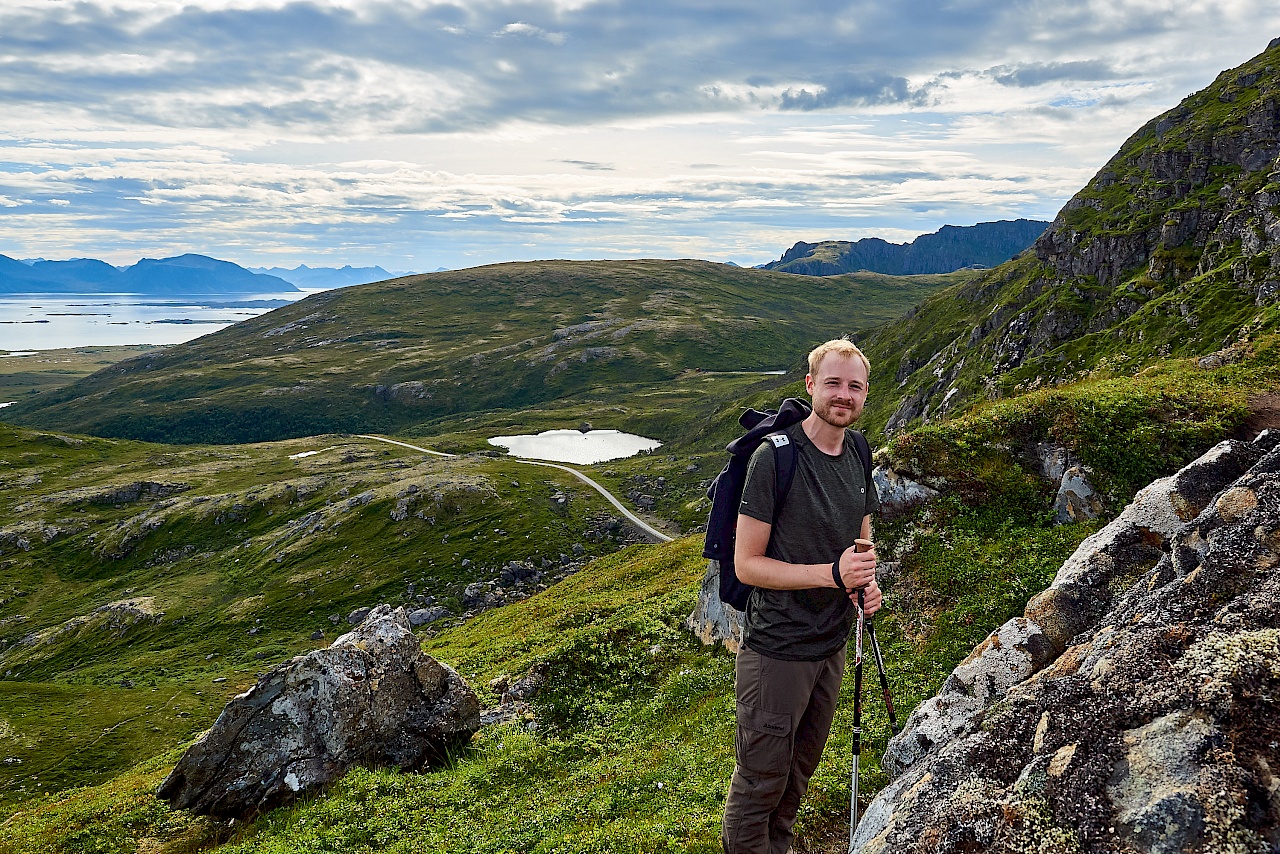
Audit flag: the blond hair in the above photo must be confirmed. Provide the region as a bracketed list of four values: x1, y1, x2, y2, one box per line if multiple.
[807, 338, 871, 377]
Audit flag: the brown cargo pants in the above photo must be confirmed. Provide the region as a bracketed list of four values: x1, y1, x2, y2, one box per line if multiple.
[721, 643, 845, 854]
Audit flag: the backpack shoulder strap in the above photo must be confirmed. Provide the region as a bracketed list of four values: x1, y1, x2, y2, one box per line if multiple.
[849, 429, 872, 489]
[768, 430, 798, 525]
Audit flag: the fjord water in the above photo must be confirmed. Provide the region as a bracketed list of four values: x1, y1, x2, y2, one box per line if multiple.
[489, 429, 662, 464]
[0, 291, 311, 349]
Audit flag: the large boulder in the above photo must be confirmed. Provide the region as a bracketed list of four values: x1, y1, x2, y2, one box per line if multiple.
[856, 431, 1280, 852]
[157, 605, 479, 819]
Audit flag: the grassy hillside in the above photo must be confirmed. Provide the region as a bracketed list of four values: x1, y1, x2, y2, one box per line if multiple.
[1, 262, 969, 445]
[0, 421, 684, 815]
[0, 346, 161, 403]
[4, 333, 1278, 851]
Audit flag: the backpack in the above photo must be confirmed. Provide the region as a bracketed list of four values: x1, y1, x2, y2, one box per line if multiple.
[702, 397, 873, 612]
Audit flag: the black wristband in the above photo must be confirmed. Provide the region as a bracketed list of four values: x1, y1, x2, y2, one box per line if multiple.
[832, 559, 843, 590]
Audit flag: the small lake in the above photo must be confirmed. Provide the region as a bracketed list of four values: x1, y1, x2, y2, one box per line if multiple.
[0, 291, 322, 349]
[488, 429, 662, 465]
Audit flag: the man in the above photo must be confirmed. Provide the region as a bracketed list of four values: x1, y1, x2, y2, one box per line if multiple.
[721, 337, 882, 854]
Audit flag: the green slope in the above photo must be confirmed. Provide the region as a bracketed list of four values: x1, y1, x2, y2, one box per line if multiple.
[1, 262, 969, 445]
[5, 332, 1279, 851]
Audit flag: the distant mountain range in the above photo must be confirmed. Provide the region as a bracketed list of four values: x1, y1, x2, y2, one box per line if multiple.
[249, 264, 415, 289]
[0, 253, 299, 294]
[762, 219, 1050, 276]
[0, 254, 427, 294]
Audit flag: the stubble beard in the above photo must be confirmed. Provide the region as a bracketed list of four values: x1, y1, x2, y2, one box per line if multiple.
[815, 399, 860, 428]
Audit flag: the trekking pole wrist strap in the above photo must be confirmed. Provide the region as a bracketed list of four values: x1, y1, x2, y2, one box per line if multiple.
[832, 558, 843, 590]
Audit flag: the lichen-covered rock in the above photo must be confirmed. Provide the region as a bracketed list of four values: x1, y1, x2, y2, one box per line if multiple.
[686, 561, 744, 652]
[1027, 435, 1275, 654]
[157, 605, 479, 819]
[854, 437, 1280, 853]
[883, 618, 1055, 777]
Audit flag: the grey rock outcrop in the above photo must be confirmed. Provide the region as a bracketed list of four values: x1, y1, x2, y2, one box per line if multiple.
[686, 561, 744, 652]
[856, 430, 1280, 852]
[872, 466, 941, 519]
[157, 605, 479, 819]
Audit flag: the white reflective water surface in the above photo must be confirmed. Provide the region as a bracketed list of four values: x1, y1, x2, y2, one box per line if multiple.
[488, 429, 662, 465]
[0, 291, 318, 349]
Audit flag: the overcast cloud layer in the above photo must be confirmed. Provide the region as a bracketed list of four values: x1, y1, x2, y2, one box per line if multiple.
[1, 0, 1278, 270]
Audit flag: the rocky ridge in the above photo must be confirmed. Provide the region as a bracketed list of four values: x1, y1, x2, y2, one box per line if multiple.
[763, 220, 1049, 277]
[853, 429, 1280, 852]
[870, 39, 1280, 436]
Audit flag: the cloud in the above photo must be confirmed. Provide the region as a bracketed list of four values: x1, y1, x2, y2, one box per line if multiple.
[0, 1, 1278, 269]
[779, 73, 930, 111]
[560, 159, 615, 171]
[4, 0, 1248, 134]
[989, 60, 1120, 88]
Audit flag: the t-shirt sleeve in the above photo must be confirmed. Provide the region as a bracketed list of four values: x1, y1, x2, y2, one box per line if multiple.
[738, 441, 777, 524]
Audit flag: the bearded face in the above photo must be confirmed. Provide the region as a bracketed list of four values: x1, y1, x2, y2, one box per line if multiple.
[805, 353, 868, 428]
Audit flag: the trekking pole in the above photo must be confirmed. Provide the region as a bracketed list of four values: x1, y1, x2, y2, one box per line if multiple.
[849, 586, 865, 853]
[866, 617, 897, 737]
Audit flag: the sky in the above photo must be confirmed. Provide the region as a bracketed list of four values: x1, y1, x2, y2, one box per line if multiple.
[1, 0, 1278, 272]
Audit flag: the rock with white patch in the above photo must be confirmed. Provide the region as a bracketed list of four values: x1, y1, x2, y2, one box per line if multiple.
[686, 561, 744, 652]
[156, 604, 479, 819]
[872, 466, 942, 519]
[1052, 465, 1104, 523]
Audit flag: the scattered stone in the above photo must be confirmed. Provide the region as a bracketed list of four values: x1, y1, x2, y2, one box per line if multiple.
[328, 614, 340, 624]
[157, 605, 480, 819]
[407, 607, 451, 627]
[1035, 441, 1073, 483]
[871, 466, 941, 519]
[309, 630, 324, 641]
[481, 663, 548, 727]
[213, 677, 227, 683]
[347, 607, 372, 625]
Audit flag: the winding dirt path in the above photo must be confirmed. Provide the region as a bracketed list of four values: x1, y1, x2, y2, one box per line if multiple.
[355, 434, 674, 543]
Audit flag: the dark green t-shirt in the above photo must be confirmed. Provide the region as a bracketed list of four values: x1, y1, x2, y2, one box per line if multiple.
[738, 423, 879, 661]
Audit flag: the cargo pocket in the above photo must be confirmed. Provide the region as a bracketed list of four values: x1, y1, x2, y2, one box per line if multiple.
[735, 702, 793, 776]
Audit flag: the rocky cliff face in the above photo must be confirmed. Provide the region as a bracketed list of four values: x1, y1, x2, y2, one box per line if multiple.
[853, 430, 1280, 853]
[868, 39, 1280, 437]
